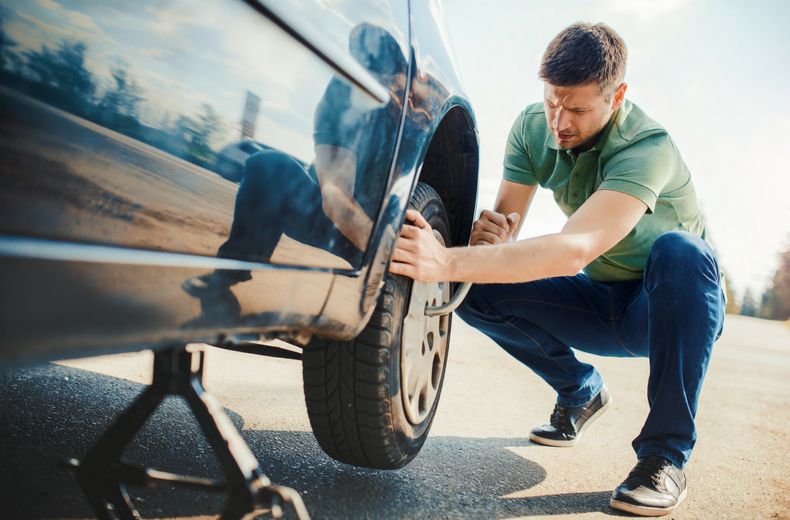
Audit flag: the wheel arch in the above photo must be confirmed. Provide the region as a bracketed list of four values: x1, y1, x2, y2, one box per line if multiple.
[415, 104, 479, 248]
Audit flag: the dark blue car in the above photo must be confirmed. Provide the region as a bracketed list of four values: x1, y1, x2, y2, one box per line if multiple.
[0, 1, 478, 516]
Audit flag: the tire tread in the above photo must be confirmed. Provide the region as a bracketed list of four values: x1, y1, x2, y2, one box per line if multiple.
[303, 183, 450, 469]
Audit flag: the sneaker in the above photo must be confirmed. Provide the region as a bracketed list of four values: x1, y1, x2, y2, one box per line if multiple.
[610, 456, 687, 516]
[528, 386, 611, 447]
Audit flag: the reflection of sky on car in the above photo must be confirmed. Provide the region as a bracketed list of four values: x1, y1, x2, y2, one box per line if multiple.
[411, 0, 461, 90]
[1, 0, 346, 161]
[266, 0, 408, 54]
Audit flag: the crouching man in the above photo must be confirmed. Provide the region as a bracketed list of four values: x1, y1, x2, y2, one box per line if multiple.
[389, 22, 725, 517]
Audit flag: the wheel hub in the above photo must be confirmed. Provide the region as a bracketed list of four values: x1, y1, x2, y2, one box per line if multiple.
[400, 230, 450, 425]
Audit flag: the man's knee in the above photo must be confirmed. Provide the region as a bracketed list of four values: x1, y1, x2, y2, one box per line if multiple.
[244, 150, 308, 190]
[241, 150, 321, 217]
[646, 231, 720, 288]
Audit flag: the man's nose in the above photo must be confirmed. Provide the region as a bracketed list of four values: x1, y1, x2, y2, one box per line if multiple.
[553, 107, 570, 131]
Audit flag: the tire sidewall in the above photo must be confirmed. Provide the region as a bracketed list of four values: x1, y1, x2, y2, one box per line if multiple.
[387, 186, 452, 460]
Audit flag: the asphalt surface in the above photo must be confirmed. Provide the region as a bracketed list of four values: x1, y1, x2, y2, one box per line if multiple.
[1, 314, 788, 519]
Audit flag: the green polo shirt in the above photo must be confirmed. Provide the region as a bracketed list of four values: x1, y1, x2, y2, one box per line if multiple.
[503, 99, 705, 282]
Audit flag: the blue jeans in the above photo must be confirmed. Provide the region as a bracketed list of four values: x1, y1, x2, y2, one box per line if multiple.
[217, 150, 360, 268]
[455, 231, 725, 467]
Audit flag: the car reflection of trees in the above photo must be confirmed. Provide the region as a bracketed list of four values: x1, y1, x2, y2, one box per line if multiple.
[0, 14, 309, 187]
[181, 23, 409, 325]
[0, 15, 226, 173]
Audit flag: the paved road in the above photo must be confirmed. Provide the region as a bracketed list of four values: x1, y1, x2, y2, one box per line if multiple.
[1, 314, 788, 519]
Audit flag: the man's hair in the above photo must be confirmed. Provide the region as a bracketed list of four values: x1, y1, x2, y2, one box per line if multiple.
[539, 22, 627, 99]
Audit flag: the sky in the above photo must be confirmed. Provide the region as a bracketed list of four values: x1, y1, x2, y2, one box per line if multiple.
[443, 0, 790, 300]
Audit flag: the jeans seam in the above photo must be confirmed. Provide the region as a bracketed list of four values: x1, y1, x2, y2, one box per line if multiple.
[607, 286, 640, 357]
[500, 317, 577, 377]
[610, 320, 639, 357]
[619, 289, 643, 317]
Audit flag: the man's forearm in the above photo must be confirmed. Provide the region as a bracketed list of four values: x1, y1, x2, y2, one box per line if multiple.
[492, 180, 539, 238]
[331, 201, 373, 251]
[445, 232, 586, 284]
[321, 185, 373, 250]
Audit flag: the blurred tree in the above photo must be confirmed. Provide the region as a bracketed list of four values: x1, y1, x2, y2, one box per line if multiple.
[723, 272, 740, 315]
[740, 288, 758, 317]
[97, 66, 144, 135]
[22, 40, 96, 115]
[759, 245, 790, 321]
[176, 103, 220, 164]
[0, 13, 17, 72]
[99, 67, 143, 118]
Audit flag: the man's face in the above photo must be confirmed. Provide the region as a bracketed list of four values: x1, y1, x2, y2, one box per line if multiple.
[544, 82, 626, 150]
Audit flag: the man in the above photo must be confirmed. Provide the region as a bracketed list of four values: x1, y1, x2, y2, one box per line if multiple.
[388, 22, 725, 517]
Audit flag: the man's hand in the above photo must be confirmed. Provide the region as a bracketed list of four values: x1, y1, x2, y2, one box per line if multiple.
[470, 210, 521, 246]
[388, 209, 451, 282]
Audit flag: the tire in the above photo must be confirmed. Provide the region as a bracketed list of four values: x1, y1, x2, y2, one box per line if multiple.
[303, 182, 452, 469]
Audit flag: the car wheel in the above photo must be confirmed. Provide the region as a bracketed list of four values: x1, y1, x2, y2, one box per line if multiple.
[303, 182, 452, 469]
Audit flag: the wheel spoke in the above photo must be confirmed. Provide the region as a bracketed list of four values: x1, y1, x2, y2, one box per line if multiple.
[400, 231, 451, 425]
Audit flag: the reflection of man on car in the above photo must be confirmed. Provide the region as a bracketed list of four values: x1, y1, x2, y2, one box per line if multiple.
[182, 23, 408, 320]
[215, 140, 273, 183]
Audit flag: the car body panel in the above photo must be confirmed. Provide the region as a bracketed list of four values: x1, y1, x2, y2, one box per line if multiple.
[0, 248, 334, 364]
[0, 0, 404, 268]
[0, 0, 477, 363]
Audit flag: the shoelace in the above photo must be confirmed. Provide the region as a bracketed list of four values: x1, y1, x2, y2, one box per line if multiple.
[627, 456, 671, 487]
[549, 404, 573, 432]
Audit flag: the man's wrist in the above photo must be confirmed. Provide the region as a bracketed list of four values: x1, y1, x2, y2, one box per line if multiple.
[443, 246, 464, 282]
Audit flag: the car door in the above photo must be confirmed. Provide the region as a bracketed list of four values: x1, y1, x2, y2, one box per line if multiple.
[0, 0, 408, 359]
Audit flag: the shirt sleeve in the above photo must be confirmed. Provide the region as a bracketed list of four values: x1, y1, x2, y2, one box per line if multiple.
[598, 133, 674, 213]
[503, 112, 538, 185]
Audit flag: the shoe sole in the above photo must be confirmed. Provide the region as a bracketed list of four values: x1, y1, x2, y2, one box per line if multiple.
[609, 488, 687, 517]
[528, 394, 612, 447]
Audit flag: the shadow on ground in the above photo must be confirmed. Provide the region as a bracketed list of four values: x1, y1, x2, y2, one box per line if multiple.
[0, 363, 621, 519]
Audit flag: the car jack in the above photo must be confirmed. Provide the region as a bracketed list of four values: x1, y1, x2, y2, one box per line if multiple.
[65, 344, 310, 520]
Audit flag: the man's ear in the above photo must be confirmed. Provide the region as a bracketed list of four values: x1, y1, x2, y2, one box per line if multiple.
[612, 82, 628, 109]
